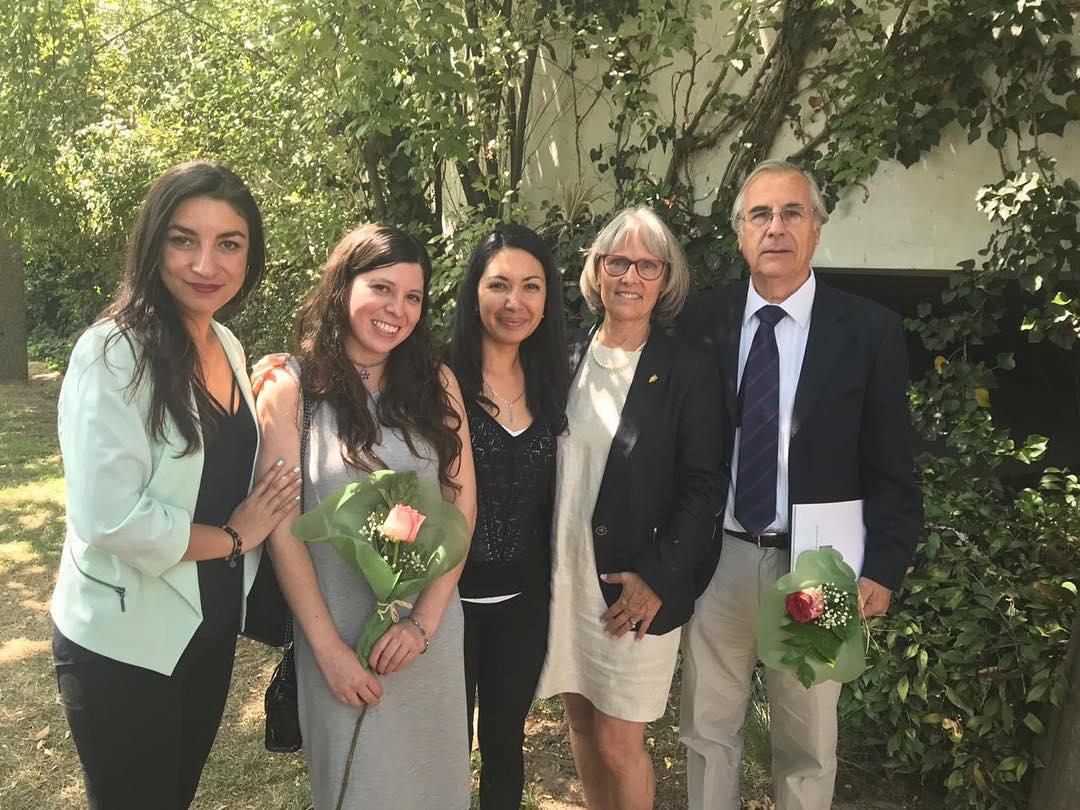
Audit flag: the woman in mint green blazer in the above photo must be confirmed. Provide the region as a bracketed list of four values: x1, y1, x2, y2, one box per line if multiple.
[50, 161, 301, 810]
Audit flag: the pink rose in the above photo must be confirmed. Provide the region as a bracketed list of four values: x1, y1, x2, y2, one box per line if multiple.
[380, 504, 426, 543]
[785, 587, 825, 623]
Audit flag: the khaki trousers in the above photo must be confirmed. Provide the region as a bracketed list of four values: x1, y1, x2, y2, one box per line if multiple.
[680, 534, 841, 810]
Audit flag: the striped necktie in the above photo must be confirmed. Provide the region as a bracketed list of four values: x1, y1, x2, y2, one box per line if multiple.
[734, 304, 786, 537]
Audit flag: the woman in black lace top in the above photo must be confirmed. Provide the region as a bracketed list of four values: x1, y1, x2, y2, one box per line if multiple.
[448, 224, 569, 809]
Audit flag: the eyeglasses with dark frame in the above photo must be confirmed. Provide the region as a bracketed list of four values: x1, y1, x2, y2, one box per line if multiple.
[741, 204, 812, 229]
[599, 254, 669, 281]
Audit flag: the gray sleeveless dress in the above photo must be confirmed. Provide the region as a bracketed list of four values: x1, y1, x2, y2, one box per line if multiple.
[295, 394, 469, 810]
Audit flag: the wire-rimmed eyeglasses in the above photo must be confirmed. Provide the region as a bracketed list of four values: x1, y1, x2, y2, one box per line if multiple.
[741, 204, 811, 229]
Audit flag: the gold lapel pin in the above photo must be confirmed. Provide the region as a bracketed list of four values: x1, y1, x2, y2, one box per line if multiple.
[648, 374, 659, 384]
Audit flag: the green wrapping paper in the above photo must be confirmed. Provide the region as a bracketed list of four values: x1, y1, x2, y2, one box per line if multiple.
[755, 547, 866, 688]
[291, 469, 469, 667]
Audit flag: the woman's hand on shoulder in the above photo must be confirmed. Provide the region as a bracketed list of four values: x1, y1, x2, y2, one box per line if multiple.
[251, 352, 291, 398]
[315, 638, 384, 708]
[599, 571, 663, 640]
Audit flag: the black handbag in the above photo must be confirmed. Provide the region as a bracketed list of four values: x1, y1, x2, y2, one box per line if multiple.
[264, 618, 302, 753]
[263, 392, 313, 754]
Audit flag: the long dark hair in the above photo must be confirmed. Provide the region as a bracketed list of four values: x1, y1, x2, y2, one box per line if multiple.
[294, 224, 462, 491]
[101, 160, 266, 456]
[449, 223, 569, 434]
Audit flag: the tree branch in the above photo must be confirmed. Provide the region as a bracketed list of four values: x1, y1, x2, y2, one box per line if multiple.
[790, 0, 914, 162]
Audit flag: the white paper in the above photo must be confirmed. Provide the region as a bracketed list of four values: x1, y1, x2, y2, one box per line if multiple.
[790, 500, 865, 575]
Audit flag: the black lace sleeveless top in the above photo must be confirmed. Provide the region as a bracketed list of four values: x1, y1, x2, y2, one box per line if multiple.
[459, 399, 556, 599]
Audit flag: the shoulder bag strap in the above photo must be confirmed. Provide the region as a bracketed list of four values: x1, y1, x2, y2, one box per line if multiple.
[282, 390, 314, 651]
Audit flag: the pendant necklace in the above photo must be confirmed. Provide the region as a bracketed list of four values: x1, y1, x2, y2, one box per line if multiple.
[355, 357, 388, 382]
[484, 380, 526, 426]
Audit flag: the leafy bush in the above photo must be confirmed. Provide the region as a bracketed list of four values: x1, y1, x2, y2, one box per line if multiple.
[840, 163, 1080, 808]
[840, 457, 1078, 809]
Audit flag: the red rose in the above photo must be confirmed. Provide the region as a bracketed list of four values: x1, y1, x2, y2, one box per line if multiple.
[785, 587, 825, 623]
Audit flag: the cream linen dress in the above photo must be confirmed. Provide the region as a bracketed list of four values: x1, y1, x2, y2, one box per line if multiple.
[536, 339, 681, 722]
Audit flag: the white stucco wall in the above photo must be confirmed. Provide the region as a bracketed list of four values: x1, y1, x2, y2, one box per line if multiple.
[816, 130, 1080, 271]
[516, 8, 1080, 273]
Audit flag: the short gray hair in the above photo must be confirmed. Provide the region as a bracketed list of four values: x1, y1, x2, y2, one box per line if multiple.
[730, 159, 829, 233]
[579, 206, 691, 321]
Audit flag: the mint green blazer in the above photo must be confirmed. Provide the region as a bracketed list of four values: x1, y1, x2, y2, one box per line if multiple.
[50, 319, 263, 675]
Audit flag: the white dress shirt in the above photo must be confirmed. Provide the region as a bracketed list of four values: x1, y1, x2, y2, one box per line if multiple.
[724, 272, 816, 534]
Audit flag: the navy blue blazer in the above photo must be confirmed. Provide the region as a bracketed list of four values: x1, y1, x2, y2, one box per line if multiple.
[677, 279, 923, 593]
[569, 327, 727, 635]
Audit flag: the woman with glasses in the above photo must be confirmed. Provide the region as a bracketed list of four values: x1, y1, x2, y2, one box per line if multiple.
[535, 207, 726, 810]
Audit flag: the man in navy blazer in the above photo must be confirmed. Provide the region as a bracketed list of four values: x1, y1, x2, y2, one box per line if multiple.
[676, 160, 923, 810]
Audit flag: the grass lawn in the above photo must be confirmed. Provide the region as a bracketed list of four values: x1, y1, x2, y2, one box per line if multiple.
[0, 366, 916, 810]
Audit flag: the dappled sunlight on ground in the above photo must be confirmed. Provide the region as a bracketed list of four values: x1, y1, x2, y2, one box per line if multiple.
[0, 481, 66, 510]
[19, 597, 51, 614]
[0, 637, 51, 666]
[16, 511, 60, 533]
[0, 541, 41, 566]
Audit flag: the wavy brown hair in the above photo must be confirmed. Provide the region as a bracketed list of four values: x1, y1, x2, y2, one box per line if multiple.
[102, 161, 265, 456]
[294, 224, 462, 490]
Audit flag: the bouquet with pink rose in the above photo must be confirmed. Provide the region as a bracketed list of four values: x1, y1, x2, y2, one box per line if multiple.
[755, 548, 865, 688]
[291, 469, 468, 809]
[290, 469, 468, 667]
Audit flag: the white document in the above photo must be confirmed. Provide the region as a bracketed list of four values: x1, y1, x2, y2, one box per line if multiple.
[790, 500, 865, 575]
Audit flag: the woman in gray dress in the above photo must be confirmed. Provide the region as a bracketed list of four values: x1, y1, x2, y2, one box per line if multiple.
[255, 224, 476, 810]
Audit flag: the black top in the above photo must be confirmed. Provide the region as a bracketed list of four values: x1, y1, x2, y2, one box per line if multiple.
[458, 400, 556, 599]
[193, 375, 257, 635]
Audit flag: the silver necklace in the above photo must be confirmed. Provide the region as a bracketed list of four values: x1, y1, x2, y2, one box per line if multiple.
[484, 380, 526, 425]
[355, 357, 388, 382]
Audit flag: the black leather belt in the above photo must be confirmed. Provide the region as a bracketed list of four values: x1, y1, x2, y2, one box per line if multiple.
[726, 529, 790, 549]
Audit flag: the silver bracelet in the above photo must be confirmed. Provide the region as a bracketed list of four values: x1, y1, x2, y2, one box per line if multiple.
[407, 616, 429, 654]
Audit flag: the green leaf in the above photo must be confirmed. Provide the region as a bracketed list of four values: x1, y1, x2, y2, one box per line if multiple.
[897, 675, 910, 703]
[999, 756, 1023, 772]
[1023, 713, 1045, 734]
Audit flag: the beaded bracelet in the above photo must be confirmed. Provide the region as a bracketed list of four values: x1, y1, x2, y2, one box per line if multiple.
[221, 524, 243, 568]
[407, 616, 429, 654]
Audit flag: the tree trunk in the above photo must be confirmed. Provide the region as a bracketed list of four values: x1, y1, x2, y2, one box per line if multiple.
[1030, 611, 1080, 808]
[0, 234, 28, 381]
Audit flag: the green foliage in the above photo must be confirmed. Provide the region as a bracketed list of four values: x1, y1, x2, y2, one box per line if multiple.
[840, 465, 1079, 809]
[840, 35, 1080, 800]
[909, 170, 1080, 356]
